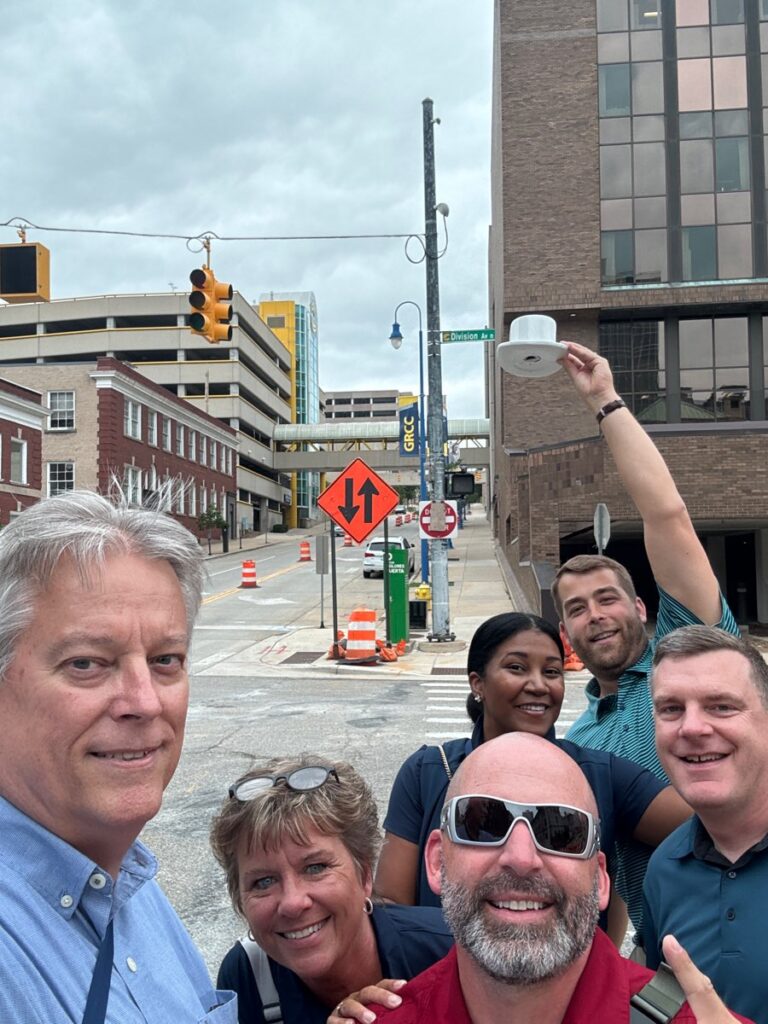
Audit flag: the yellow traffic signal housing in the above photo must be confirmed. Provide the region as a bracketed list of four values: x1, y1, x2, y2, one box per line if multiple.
[0, 243, 50, 302]
[188, 267, 233, 343]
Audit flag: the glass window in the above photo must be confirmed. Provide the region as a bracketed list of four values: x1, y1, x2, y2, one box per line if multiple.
[679, 59, 714, 111]
[718, 223, 752, 276]
[598, 0, 629, 30]
[680, 319, 713, 368]
[632, 62, 664, 114]
[633, 114, 665, 141]
[677, 0, 710, 25]
[124, 400, 141, 441]
[634, 142, 666, 195]
[188, 430, 196, 461]
[762, 0, 768, 19]
[631, 0, 661, 28]
[602, 230, 635, 284]
[681, 192, 716, 224]
[682, 224, 717, 279]
[602, 198, 634, 229]
[681, 139, 715, 192]
[635, 228, 668, 281]
[601, 145, 633, 197]
[47, 391, 75, 431]
[200, 436, 207, 465]
[716, 190, 751, 221]
[176, 423, 185, 457]
[714, 109, 749, 135]
[631, 30, 663, 59]
[711, 0, 744, 24]
[599, 320, 666, 420]
[635, 196, 668, 227]
[713, 56, 747, 108]
[600, 65, 631, 116]
[162, 416, 171, 451]
[47, 462, 74, 497]
[600, 118, 632, 143]
[210, 440, 217, 469]
[712, 24, 745, 54]
[10, 438, 27, 484]
[147, 411, 157, 447]
[598, 33, 630, 62]
[680, 111, 713, 137]
[714, 318, 748, 365]
[715, 136, 750, 190]
[200, 485, 207, 514]
[124, 465, 141, 506]
[189, 484, 197, 518]
[677, 26, 711, 58]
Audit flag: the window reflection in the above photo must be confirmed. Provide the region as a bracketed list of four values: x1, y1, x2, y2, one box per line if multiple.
[711, 24, 746, 55]
[711, 0, 745, 24]
[677, 26, 711, 58]
[676, 0, 710, 27]
[718, 223, 752, 277]
[598, 0, 629, 31]
[682, 225, 717, 279]
[680, 318, 750, 419]
[601, 145, 633, 198]
[679, 59, 713, 110]
[600, 321, 666, 420]
[632, 62, 664, 113]
[600, 65, 631, 116]
[601, 230, 635, 284]
[632, 0, 661, 29]
[713, 56, 747, 108]
[680, 140, 715, 192]
[634, 142, 666, 195]
[715, 136, 750, 190]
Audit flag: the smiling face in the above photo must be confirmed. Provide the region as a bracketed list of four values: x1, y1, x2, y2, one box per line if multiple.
[557, 568, 648, 682]
[470, 629, 565, 740]
[653, 650, 768, 822]
[238, 825, 374, 992]
[0, 552, 189, 875]
[426, 734, 609, 986]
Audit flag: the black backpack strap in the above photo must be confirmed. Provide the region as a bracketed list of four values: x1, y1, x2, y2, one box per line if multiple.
[629, 963, 686, 1023]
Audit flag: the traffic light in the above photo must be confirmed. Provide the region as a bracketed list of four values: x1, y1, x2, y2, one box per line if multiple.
[188, 267, 233, 343]
[0, 243, 50, 302]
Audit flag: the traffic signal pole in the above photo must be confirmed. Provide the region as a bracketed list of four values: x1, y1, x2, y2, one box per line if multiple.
[423, 97, 453, 641]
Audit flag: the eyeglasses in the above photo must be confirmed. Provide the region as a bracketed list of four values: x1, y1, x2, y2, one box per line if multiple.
[441, 795, 600, 860]
[229, 766, 340, 802]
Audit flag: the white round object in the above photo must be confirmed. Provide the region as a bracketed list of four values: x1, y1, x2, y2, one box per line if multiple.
[497, 314, 567, 378]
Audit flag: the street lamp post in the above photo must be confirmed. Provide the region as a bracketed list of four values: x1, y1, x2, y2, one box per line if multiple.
[389, 302, 429, 585]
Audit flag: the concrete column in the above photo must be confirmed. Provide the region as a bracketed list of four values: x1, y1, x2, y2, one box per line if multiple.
[177, 349, 186, 360]
[756, 530, 768, 624]
[176, 315, 186, 328]
[106, 317, 115, 329]
[177, 384, 187, 397]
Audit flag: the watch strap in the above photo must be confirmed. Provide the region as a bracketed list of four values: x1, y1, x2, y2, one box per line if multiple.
[596, 398, 627, 426]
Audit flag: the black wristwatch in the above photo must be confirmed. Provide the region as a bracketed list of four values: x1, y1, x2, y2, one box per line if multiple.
[596, 398, 627, 427]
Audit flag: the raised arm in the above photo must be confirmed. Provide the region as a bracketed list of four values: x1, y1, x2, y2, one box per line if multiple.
[561, 341, 722, 625]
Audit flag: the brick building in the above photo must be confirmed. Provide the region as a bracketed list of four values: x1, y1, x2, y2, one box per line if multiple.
[0, 377, 45, 526]
[5, 358, 237, 538]
[488, 0, 768, 623]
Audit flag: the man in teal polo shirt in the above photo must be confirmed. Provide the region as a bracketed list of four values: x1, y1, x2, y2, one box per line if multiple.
[553, 341, 739, 937]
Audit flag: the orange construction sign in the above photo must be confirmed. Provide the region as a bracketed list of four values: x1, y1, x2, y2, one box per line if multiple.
[317, 458, 399, 545]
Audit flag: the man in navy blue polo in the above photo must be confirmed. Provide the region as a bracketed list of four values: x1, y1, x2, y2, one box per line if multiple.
[643, 626, 768, 1024]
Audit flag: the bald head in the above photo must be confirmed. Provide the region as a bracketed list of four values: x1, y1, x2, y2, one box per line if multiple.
[447, 733, 598, 818]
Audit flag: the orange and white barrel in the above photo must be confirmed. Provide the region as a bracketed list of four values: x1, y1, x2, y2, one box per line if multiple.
[404, 512, 412, 523]
[241, 560, 257, 588]
[343, 533, 353, 547]
[299, 540, 312, 562]
[345, 608, 378, 663]
[395, 515, 403, 527]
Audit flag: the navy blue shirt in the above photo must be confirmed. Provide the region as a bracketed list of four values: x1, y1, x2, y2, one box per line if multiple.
[382, 717, 664, 921]
[642, 817, 768, 1024]
[217, 903, 453, 1024]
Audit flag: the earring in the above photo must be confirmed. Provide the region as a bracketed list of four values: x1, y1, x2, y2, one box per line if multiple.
[473, 693, 482, 703]
[363, 897, 374, 916]
[247, 929, 258, 942]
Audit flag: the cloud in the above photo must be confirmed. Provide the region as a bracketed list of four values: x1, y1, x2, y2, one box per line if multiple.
[1, 0, 492, 416]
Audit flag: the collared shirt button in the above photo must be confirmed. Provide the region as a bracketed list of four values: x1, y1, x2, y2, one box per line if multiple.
[89, 873, 107, 890]
[726, 908, 736, 921]
[727, 870, 737, 879]
[60, 894, 74, 909]
[126, 957, 138, 973]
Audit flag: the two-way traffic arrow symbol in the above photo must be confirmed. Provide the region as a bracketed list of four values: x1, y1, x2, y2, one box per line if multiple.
[338, 477, 380, 523]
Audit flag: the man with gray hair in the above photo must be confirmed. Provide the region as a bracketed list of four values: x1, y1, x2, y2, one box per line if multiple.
[0, 491, 236, 1022]
[365, 734, 750, 1023]
[643, 625, 768, 1024]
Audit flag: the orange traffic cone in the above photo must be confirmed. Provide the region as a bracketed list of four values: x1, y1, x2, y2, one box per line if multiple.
[562, 635, 584, 672]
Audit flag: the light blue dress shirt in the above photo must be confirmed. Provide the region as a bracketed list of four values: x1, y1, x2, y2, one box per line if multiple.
[0, 796, 236, 1023]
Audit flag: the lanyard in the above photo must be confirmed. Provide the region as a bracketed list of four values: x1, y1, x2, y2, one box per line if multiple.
[82, 919, 114, 1024]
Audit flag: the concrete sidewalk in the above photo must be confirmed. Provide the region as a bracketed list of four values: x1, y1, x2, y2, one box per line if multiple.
[252, 507, 523, 679]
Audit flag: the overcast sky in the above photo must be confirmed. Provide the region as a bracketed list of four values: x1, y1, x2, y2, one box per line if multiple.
[1, 1, 492, 417]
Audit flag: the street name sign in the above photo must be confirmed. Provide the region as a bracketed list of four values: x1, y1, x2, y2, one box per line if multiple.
[317, 458, 399, 545]
[419, 499, 459, 540]
[441, 329, 495, 344]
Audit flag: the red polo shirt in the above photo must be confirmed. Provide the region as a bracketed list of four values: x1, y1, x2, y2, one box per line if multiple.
[369, 929, 754, 1023]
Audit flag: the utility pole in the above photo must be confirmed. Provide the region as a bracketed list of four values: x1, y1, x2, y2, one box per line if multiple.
[423, 97, 452, 641]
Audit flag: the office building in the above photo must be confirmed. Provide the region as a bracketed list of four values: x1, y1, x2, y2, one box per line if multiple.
[489, 0, 768, 622]
[0, 377, 45, 524]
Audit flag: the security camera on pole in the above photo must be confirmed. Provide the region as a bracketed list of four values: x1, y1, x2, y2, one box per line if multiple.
[422, 96, 454, 642]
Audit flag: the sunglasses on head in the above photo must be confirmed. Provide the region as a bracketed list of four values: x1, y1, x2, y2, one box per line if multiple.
[441, 795, 600, 859]
[229, 766, 340, 802]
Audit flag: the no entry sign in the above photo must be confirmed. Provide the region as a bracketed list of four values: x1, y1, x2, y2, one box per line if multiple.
[418, 500, 458, 540]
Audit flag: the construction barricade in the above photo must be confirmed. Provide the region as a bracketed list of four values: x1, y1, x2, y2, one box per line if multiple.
[240, 561, 258, 588]
[299, 540, 312, 562]
[345, 608, 378, 663]
[343, 533, 353, 547]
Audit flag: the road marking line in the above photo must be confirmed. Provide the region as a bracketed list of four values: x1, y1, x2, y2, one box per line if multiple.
[203, 562, 306, 605]
[427, 716, 472, 724]
[208, 557, 275, 578]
